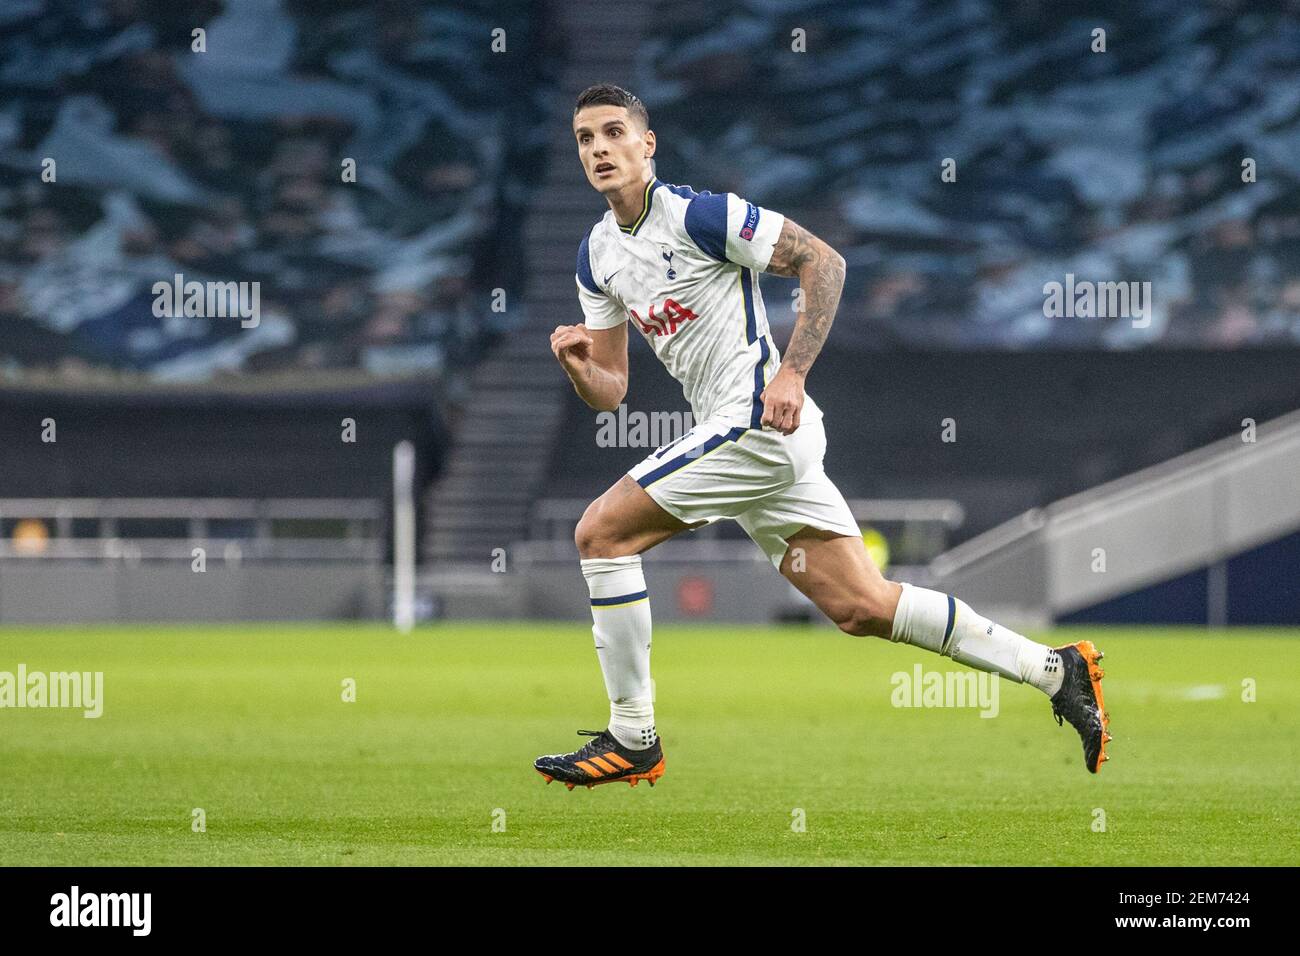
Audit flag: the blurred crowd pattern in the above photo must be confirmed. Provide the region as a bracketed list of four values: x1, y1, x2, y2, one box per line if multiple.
[4, 0, 1299, 389]
[0, 0, 560, 385]
[639, 0, 1300, 348]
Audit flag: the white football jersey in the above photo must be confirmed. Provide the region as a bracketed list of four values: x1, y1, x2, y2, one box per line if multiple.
[575, 178, 823, 429]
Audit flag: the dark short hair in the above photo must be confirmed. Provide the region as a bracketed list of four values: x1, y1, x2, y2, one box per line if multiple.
[573, 84, 649, 130]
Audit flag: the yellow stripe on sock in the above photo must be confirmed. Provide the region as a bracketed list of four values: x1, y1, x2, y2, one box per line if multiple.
[591, 596, 649, 609]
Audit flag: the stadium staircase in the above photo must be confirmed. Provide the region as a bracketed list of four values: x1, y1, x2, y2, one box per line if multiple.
[423, 1, 652, 568]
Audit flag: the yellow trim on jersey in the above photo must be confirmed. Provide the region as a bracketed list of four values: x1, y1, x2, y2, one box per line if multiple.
[618, 179, 656, 236]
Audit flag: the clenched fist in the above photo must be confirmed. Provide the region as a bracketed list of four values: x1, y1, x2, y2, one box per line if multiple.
[759, 365, 805, 435]
[550, 324, 593, 378]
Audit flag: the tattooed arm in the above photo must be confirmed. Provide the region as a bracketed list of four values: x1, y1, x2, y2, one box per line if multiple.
[759, 217, 846, 434]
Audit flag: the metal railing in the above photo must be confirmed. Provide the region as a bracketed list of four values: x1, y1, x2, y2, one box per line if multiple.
[0, 498, 384, 561]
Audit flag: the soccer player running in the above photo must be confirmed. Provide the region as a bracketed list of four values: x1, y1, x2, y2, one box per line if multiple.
[536, 85, 1110, 789]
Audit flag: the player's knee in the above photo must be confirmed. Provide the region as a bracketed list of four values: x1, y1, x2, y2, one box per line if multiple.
[575, 502, 619, 558]
[574, 507, 600, 557]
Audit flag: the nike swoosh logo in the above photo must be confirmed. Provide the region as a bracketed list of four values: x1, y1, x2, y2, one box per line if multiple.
[603, 270, 621, 285]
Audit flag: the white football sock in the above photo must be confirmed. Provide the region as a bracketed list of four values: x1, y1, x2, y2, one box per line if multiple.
[581, 555, 657, 750]
[889, 583, 1063, 696]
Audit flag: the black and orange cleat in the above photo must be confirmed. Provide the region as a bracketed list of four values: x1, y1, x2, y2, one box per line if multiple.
[534, 729, 665, 790]
[1050, 640, 1112, 773]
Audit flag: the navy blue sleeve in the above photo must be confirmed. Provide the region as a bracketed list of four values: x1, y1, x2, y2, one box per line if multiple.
[576, 228, 601, 294]
[683, 192, 729, 262]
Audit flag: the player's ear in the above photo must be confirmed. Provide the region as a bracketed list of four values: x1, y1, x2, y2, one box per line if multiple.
[643, 128, 656, 159]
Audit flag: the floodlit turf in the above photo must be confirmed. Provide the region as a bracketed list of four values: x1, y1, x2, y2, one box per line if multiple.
[0, 622, 1296, 866]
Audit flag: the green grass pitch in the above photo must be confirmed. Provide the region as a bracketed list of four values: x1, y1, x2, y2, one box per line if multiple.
[1, 622, 1296, 866]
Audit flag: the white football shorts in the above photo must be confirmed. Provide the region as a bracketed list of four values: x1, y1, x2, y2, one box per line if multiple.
[626, 416, 861, 568]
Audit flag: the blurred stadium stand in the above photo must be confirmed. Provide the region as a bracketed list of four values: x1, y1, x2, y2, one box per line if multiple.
[0, 0, 564, 612]
[637, 0, 1300, 349]
[1, 0, 1298, 625]
[0, 0, 557, 382]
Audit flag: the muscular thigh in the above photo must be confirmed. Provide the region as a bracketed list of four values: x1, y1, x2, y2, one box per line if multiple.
[779, 527, 901, 636]
[575, 475, 700, 558]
